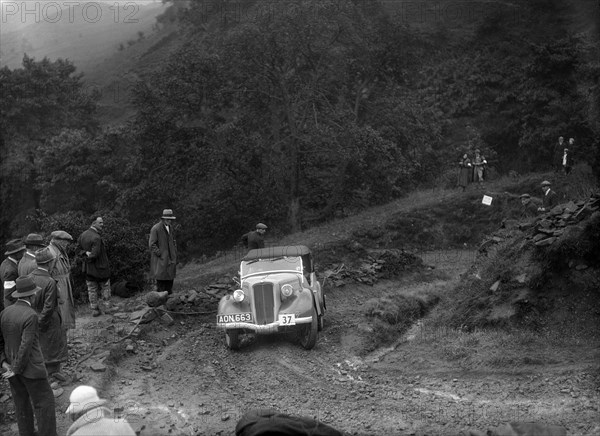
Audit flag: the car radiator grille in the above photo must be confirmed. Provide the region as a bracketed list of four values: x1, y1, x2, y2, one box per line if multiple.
[253, 283, 275, 325]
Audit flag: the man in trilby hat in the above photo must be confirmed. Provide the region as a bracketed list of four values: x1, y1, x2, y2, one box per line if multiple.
[19, 233, 46, 277]
[0, 276, 57, 436]
[1, 238, 26, 311]
[149, 209, 178, 294]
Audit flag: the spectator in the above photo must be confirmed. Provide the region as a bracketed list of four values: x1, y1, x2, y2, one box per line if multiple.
[519, 194, 539, 219]
[236, 409, 343, 436]
[65, 385, 136, 436]
[241, 223, 268, 250]
[563, 138, 575, 175]
[0, 276, 58, 436]
[30, 247, 66, 379]
[48, 231, 76, 331]
[78, 217, 112, 317]
[149, 209, 178, 294]
[553, 136, 565, 172]
[18, 233, 46, 277]
[457, 153, 472, 192]
[538, 180, 559, 213]
[472, 149, 487, 185]
[1, 239, 26, 311]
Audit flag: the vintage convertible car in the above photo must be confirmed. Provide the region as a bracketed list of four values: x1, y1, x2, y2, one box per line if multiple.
[216, 245, 325, 350]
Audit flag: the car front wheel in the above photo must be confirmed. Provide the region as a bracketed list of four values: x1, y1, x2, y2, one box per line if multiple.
[225, 329, 241, 350]
[299, 305, 318, 350]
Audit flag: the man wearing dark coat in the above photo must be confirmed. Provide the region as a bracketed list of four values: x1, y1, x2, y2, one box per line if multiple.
[538, 180, 559, 213]
[519, 194, 539, 219]
[78, 217, 112, 317]
[241, 223, 268, 250]
[553, 136, 565, 172]
[0, 276, 57, 436]
[30, 247, 66, 377]
[18, 233, 46, 277]
[1, 239, 26, 311]
[149, 209, 178, 294]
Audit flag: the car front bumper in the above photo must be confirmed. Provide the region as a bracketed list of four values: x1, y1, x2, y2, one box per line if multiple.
[216, 316, 313, 333]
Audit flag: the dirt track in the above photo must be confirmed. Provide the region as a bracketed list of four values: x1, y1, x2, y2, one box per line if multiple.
[1, 250, 598, 436]
[104, 250, 598, 436]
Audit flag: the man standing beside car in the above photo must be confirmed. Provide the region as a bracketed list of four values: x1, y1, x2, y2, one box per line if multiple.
[149, 209, 177, 294]
[78, 217, 112, 317]
[241, 223, 267, 250]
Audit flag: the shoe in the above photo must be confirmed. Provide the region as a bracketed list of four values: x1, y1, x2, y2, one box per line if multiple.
[92, 309, 101, 317]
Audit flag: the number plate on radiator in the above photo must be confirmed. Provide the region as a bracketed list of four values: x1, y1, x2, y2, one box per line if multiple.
[217, 313, 253, 323]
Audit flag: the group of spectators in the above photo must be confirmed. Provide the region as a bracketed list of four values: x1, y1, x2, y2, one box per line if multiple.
[553, 136, 575, 175]
[0, 215, 120, 435]
[457, 149, 488, 191]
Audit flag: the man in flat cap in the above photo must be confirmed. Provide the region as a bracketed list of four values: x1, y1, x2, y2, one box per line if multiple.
[1, 238, 26, 311]
[78, 217, 112, 317]
[538, 180, 559, 213]
[519, 194, 539, 219]
[0, 276, 58, 436]
[19, 233, 46, 277]
[48, 231, 75, 331]
[241, 223, 268, 250]
[149, 209, 178, 294]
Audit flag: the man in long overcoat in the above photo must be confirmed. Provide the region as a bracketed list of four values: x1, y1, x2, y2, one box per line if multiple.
[149, 209, 177, 294]
[30, 247, 66, 376]
[0, 276, 57, 436]
[48, 231, 76, 330]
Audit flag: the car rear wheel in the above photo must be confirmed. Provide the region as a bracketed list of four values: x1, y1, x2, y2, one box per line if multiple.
[225, 329, 241, 350]
[299, 305, 318, 350]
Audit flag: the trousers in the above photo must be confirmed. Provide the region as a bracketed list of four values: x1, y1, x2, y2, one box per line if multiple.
[86, 278, 111, 309]
[9, 374, 57, 436]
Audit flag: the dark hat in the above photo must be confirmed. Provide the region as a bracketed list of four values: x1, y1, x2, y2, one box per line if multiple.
[4, 239, 26, 256]
[24, 233, 45, 247]
[50, 230, 73, 241]
[541, 180, 551, 186]
[35, 247, 55, 265]
[520, 193, 530, 199]
[12, 276, 41, 299]
[161, 209, 176, 220]
[256, 223, 268, 230]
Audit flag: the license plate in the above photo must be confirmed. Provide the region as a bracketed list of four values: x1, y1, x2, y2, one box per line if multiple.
[278, 314, 296, 326]
[217, 313, 253, 323]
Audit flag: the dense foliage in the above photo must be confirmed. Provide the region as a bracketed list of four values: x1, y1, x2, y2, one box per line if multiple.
[1, 0, 598, 273]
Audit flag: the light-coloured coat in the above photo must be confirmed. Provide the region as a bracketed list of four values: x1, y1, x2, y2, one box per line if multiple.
[66, 406, 136, 436]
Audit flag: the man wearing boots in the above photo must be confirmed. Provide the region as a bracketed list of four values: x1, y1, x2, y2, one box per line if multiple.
[78, 217, 112, 317]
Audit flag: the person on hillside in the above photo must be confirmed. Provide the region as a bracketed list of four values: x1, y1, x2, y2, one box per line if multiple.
[30, 247, 66, 379]
[519, 194, 539, 219]
[553, 136, 565, 172]
[78, 217, 112, 317]
[562, 138, 575, 175]
[149, 209, 178, 294]
[48, 231, 76, 331]
[1, 239, 26, 311]
[538, 180, 559, 213]
[241, 223, 268, 250]
[65, 385, 136, 436]
[18, 233, 46, 277]
[457, 153, 472, 192]
[0, 276, 58, 436]
[472, 149, 487, 185]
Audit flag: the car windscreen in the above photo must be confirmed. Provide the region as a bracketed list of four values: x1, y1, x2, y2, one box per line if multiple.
[241, 256, 303, 277]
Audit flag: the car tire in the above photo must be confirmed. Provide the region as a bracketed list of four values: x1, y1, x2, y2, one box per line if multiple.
[225, 329, 241, 350]
[299, 305, 318, 350]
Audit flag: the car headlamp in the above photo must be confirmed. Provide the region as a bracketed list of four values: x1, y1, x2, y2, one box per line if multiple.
[281, 284, 294, 297]
[233, 289, 245, 302]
